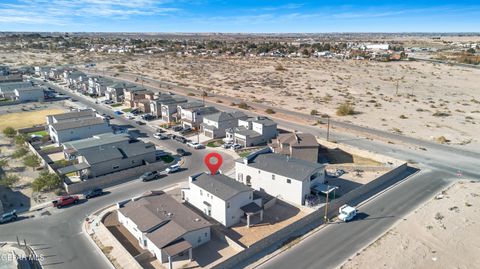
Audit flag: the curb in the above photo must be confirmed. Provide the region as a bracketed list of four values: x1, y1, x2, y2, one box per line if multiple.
[82, 209, 116, 269]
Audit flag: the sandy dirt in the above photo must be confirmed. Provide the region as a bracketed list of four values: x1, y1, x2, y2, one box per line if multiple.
[2, 49, 479, 149]
[341, 180, 480, 269]
[0, 107, 64, 130]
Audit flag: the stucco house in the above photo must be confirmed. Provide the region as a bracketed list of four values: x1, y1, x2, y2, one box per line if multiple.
[0, 81, 34, 99]
[159, 97, 188, 123]
[269, 132, 320, 163]
[14, 86, 44, 102]
[235, 148, 325, 205]
[48, 117, 112, 146]
[180, 106, 219, 129]
[200, 111, 248, 139]
[117, 191, 211, 269]
[183, 173, 263, 228]
[226, 117, 277, 147]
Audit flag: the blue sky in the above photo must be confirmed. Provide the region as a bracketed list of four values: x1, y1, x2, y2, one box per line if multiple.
[0, 0, 479, 33]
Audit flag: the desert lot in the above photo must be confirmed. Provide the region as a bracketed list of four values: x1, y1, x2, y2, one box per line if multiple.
[2, 50, 480, 149]
[341, 180, 480, 269]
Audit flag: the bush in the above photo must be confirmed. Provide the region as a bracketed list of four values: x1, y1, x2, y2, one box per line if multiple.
[310, 109, 318, 116]
[274, 64, 287, 71]
[187, 93, 195, 96]
[14, 134, 28, 146]
[0, 159, 8, 169]
[238, 102, 249, 110]
[336, 103, 355, 116]
[436, 136, 449, 144]
[12, 147, 29, 159]
[0, 174, 20, 187]
[23, 154, 41, 170]
[32, 171, 61, 192]
[3, 127, 16, 138]
[265, 108, 275, 114]
[399, 115, 408, 119]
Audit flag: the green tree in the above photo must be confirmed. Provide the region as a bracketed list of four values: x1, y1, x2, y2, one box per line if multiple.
[12, 147, 29, 159]
[32, 171, 61, 192]
[0, 159, 8, 170]
[23, 154, 41, 170]
[14, 134, 28, 146]
[0, 174, 20, 187]
[2, 127, 16, 138]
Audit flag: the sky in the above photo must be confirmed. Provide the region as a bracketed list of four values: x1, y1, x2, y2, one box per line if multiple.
[0, 0, 479, 33]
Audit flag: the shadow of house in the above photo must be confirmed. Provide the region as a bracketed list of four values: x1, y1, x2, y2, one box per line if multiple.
[0, 185, 31, 212]
[323, 147, 354, 164]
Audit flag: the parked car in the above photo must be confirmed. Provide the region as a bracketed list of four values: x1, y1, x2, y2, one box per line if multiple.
[174, 136, 187, 143]
[231, 144, 242, 150]
[140, 171, 160, 182]
[142, 114, 155, 121]
[84, 188, 104, 199]
[180, 127, 192, 135]
[114, 111, 123, 115]
[172, 125, 183, 132]
[176, 148, 187, 156]
[187, 141, 204, 149]
[156, 128, 165, 133]
[136, 120, 146, 125]
[0, 210, 17, 224]
[222, 142, 233, 149]
[52, 195, 80, 208]
[165, 164, 180, 174]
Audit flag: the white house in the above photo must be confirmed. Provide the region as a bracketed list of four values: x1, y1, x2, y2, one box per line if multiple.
[180, 106, 218, 129]
[235, 148, 325, 206]
[200, 111, 248, 139]
[14, 87, 44, 102]
[226, 117, 277, 147]
[183, 173, 263, 228]
[46, 109, 97, 125]
[117, 191, 211, 269]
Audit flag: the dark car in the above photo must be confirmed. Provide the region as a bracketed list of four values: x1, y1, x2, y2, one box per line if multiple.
[180, 128, 193, 135]
[172, 125, 183, 132]
[156, 128, 165, 133]
[140, 171, 160, 182]
[136, 121, 146, 125]
[84, 188, 104, 199]
[0, 210, 17, 224]
[176, 148, 187, 156]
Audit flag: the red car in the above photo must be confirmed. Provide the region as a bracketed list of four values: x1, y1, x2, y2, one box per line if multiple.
[52, 195, 80, 208]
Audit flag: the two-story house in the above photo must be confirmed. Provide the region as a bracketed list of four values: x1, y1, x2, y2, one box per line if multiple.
[269, 132, 320, 163]
[183, 173, 263, 227]
[201, 111, 248, 139]
[226, 117, 277, 147]
[180, 106, 219, 129]
[159, 97, 188, 123]
[123, 87, 153, 108]
[235, 148, 325, 206]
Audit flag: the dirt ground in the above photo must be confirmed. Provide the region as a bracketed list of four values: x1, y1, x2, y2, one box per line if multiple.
[340, 180, 480, 269]
[0, 107, 64, 131]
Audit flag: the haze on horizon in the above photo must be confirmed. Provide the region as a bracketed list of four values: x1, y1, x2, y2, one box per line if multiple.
[1, 0, 480, 33]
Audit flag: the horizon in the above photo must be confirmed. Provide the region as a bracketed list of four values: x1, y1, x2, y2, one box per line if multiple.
[1, 1, 480, 33]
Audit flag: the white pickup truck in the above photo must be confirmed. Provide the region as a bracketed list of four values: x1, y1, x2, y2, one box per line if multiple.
[338, 204, 357, 222]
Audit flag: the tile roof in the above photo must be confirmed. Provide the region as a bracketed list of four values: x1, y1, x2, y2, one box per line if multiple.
[191, 173, 252, 201]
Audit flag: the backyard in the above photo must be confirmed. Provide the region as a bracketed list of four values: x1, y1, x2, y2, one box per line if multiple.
[0, 108, 64, 131]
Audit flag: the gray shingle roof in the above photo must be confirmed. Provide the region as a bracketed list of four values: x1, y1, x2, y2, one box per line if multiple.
[179, 101, 204, 109]
[63, 133, 130, 151]
[80, 140, 154, 164]
[204, 111, 246, 122]
[241, 152, 324, 181]
[50, 109, 95, 121]
[191, 173, 252, 201]
[0, 81, 33, 93]
[50, 117, 107, 131]
[119, 191, 210, 249]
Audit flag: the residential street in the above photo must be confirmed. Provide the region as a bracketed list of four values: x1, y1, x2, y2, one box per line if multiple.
[0, 75, 478, 269]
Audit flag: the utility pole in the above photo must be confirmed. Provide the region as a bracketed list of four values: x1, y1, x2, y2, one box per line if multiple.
[324, 185, 329, 222]
[326, 115, 330, 141]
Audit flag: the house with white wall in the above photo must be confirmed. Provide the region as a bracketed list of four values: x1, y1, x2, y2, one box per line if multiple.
[14, 86, 44, 102]
[180, 106, 218, 129]
[48, 117, 112, 145]
[226, 117, 277, 147]
[235, 148, 325, 206]
[201, 111, 248, 139]
[183, 173, 263, 227]
[159, 97, 188, 123]
[117, 191, 211, 269]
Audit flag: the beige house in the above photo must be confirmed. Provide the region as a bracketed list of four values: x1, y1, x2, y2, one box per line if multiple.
[269, 132, 319, 163]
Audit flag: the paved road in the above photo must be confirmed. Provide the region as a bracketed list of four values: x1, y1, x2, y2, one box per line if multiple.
[0, 80, 235, 269]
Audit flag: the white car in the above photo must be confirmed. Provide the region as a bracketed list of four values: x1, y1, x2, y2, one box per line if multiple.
[222, 142, 233, 149]
[165, 164, 180, 174]
[153, 133, 163, 139]
[231, 144, 242, 150]
[187, 142, 204, 149]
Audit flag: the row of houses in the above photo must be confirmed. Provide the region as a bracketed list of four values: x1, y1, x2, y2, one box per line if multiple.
[0, 79, 46, 102]
[117, 147, 326, 268]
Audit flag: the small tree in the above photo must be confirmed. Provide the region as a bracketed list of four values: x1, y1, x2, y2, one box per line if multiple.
[23, 154, 41, 170]
[265, 108, 275, 114]
[12, 147, 29, 159]
[32, 171, 61, 192]
[0, 174, 20, 187]
[336, 103, 355, 116]
[0, 159, 8, 170]
[310, 109, 318, 115]
[14, 134, 28, 146]
[238, 102, 249, 110]
[3, 127, 16, 138]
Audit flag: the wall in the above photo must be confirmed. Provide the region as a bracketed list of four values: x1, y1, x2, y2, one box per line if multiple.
[212, 162, 409, 269]
[26, 142, 56, 174]
[64, 162, 169, 194]
[184, 183, 228, 226]
[17, 125, 45, 134]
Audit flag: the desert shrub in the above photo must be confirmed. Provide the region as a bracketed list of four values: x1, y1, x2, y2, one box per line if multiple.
[3, 127, 16, 138]
[310, 109, 318, 115]
[274, 64, 287, 71]
[265, 108, 275, 114]
[12, 147, 29, 159]
[336, 103, 355, 116]
[238, 102, 249, 110]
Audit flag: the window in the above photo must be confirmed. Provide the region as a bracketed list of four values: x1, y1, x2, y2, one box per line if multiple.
[200, 190, 203, 196]
[258, 170, 261, 174]
[272, 174, 275, 180]
[198, 236, 201, 243]
[287, 179, 291, 184]
[238, 173, 243, 182]
[227, 202, 230, 208]
[205, 232, 208, 238]
[131, 160, 135, 164]
[113, 165, 119, 169]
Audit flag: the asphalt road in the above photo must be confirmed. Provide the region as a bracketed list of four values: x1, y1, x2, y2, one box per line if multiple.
[1, 75, 478, 269]
[0, 80, 235, 269]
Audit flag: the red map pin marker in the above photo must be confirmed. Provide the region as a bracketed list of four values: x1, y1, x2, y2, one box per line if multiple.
[205, 152, 223, 175]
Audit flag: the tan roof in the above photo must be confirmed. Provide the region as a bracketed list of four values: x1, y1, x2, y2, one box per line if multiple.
[163, 239, 192, 257]
[276, 133, 319, 148]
